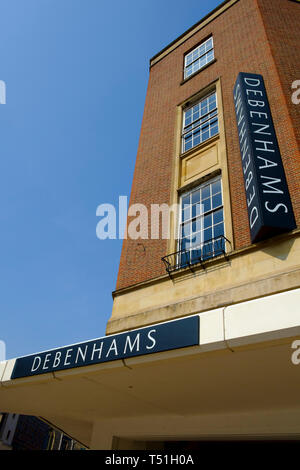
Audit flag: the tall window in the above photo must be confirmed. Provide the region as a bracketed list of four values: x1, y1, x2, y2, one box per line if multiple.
[184, 37, 214, 79]
[179, 176, 224, 264]
[182, 92, 218, 153]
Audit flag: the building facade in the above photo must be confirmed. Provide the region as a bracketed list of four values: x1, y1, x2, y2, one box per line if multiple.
[110, 0, 300, 335]
[0, 0, 300, 450]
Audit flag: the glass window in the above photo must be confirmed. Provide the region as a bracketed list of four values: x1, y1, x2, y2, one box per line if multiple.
[182, 92, 219, 153]
[184, 37, 214, 79]
[178, 176, 224, 265]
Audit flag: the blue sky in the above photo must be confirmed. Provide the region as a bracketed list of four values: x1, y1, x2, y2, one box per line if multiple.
[0, 0, 222, 359]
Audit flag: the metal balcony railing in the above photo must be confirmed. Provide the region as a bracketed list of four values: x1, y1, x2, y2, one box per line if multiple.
[162, 235, 232, 276]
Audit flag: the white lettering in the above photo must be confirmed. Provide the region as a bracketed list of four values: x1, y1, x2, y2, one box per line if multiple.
[245, 171, 253, 190]
[243, 153, 251, 174]
[248, 99, 265, 107]
[265, 201, 288, 214]
[233, 83, 241, 100]
[250, 111, 268, 119]
[257, 156, 277, 169]
[123, 334, 140, 354]
[31, 356, 42, 372]
[255, 139, 275, 152]
[261, 175, 283, 194]
[244, 77, 261, 87]
[239, 120, 247, 142]
[42, 353, 51, 370]
[106, 339, 118, 357]
[247, 186, 256, 208]
[53, 351, 61, 368]
[252, 122, 271, 135]
[91, 341, 104, 361]
[246, 89, 263, 97]
[241, 137, 249, 160]
[64, 348, 73, 366]
[75, 345, 88, 364]
[146, 329, 157, 350]
[250, 206, 259, 229]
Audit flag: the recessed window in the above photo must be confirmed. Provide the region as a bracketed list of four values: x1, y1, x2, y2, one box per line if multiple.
[182, 92, 218, 153]
[179, 176, 224, 265]
[184, 37, 214, 79]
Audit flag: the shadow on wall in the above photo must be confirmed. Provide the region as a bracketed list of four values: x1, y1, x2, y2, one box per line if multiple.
[261, 237, 295, 261]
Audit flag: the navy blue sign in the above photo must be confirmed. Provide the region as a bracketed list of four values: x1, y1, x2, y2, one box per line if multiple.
[11, 316, 199, 379]
[233, 72, 296, 243]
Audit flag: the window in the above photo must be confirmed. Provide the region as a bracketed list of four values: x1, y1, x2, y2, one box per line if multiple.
[184, 37, 214, 79]
[182, 92, 218, 152]
[179, 176, 224, 265]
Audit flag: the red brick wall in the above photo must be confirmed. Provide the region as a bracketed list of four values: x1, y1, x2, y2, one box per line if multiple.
[256, 0, 300, 229]
[116, 0, 300, 290]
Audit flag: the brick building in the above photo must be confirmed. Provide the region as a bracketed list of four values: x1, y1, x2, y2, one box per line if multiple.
[111, 0, 300, 325]
[0, 0, 300, 449]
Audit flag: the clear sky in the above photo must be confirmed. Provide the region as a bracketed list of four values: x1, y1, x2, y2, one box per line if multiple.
[0, 0, 223, 359]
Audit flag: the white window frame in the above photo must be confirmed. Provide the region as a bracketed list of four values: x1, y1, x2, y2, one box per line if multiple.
[182, 91, 219, 153]
[184, 36, 214, 79]
[178, 175, 225, 264]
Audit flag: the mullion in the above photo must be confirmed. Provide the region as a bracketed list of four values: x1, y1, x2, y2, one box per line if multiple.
[182, 108, 217, 136]
[185, 45, 214, 68]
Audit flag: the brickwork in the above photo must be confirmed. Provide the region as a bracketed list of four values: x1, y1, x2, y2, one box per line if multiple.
[116, 0, 300, 290]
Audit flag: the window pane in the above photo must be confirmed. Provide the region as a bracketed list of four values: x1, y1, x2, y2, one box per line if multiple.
[208, 93, 216, 109]
[204, 227, 212, 242]
[182, 206, 190, 222]
[191, 248, 201, 264]
[213, 208, 223, 225]
[192, 203, 201, 219]
[214, 223, 224, 239]
[212, 193, 222, 209]
[206, 38, 213, 51]
[211, 123, 219, 136]
[201, 185, 210, 200]
[192, 218, 202, 233]
[180, 251, 190, 267]
[180, 237, 191, 251]
[211, 180, 221, 195]
[201, 129, 209, 142]
[190, 231, 201, 246]
[191, 190, 200, 205]
[203, 198, 211, 213]
[181, 222, 191, 237]
[184, 140, 192, 152]
[207, 49, 214, 62]
[204, 213, 212, 229]
[182, 194, 190, 206]
[186, 54, 193, 66]
[193, 134, 200, 146]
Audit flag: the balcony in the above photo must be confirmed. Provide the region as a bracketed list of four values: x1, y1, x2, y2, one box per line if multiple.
[162, 235, 232, 276]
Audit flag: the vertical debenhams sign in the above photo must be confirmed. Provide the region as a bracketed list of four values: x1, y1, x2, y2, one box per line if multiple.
[233, 72, 295, 243]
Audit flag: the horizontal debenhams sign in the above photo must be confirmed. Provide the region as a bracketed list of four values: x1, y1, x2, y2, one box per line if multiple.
[11, 316, 200, 379]
[233, 72, 296, 243]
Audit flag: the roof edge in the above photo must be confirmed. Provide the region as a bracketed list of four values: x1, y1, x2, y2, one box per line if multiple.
[150, 0, 238, 67]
